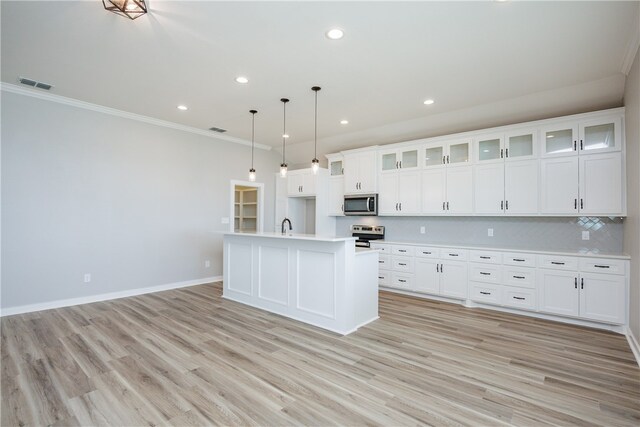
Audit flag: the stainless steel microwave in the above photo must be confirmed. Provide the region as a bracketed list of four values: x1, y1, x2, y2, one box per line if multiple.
[344, 194, 378, 216]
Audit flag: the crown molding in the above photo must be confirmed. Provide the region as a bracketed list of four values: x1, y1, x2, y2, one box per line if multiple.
[0, 83, 272, 151]
[621, 18, 640, 75]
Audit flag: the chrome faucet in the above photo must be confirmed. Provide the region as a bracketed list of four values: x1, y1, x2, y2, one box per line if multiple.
[281, 218, 292, 235]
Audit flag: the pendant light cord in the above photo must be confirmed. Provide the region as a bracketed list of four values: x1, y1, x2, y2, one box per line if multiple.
[314, 90, 318, 159]
[251, 112, 255, 169]
[283, 101, 286, 163]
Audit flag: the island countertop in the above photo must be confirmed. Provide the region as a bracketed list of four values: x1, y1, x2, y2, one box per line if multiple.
[224, 231, 357, 243]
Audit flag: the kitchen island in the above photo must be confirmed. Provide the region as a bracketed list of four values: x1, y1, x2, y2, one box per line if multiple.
[223, 232, 379, 335]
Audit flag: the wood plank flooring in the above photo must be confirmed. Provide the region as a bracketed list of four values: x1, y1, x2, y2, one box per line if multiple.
[2, 282, 639, 426]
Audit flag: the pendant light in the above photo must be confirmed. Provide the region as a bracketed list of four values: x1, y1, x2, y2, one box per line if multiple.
[102, 0, 147, 20]
[280, 98, 290, 178]
[248, 109, 257, 182]
[311, 86, 321, 174]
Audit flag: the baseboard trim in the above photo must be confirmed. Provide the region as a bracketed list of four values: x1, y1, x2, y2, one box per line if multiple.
[0, 276, 222, 317]
[626, 328, 640, 368]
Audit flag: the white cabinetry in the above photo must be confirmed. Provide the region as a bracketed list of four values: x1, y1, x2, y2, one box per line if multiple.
[379, 171, 421, 215]
[473, 130, 538, 215]
[326, 154, 344, 216]
[287, 169, 317, 197]
[538, 256, 626, 325]
[579, 152, 623, 215]
[421, 139, 473, 214]
[379, 146, 420, 172]
[540, 157, 579, 214]
[344, 150, 377, 194]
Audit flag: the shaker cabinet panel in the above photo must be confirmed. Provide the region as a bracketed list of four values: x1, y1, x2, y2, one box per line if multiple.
[579, 273, 626, 324]
[538, 270, 579, 317]
[579, 152, 623, 215]
[421, 169, 447, 214]
[540, 157, 579, 214]
[504, 160, 538, 214]
[446, 167, 474, 214]
[474, 163, 504, 214]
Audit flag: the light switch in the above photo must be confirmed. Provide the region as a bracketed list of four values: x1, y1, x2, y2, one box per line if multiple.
[420, 226, 426, 234]
[221, 217, 230, 224]
[488, 228, 494, 237]
[582, 231, 590, 240]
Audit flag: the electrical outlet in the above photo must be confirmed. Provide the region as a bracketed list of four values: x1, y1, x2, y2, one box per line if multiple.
[205, 260, 211, 268]
[84, 273, 91, 283]
[582, 231, 590, 240]
[488, 228, 494, 237]
[221, 217, 230, 224]
[420, 226, 426, 234]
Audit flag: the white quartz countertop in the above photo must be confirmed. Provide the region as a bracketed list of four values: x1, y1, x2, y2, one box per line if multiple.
[224, 231, 357, 242]
[370, 239, 630, 260]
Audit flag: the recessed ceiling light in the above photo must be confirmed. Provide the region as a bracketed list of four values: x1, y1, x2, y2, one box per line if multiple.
[340, 120, 349, 125]
[235, 76, 249, 84]
[177, 105, 188, 111]
[423, 99, 435, 105]
[283, 134, 290, 138]
[325, 28, 344, 40]
[547, 134, 555, 138]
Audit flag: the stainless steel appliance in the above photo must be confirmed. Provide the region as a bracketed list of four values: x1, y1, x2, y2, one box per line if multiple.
[351, 224, 385, 248]
[344, 194, 378, 216]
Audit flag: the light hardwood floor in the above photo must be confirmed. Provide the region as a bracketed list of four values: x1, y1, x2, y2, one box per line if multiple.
[2, 282, 639, 426]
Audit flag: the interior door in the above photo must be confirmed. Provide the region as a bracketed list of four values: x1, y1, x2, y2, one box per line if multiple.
[414, 258, 440, 295]
[440, 261, 468, 299]
[579, 273, 625, 324]
[397, 171, 421, 214]
[421, 168, 446, 214]
[446, 166, 473, 214]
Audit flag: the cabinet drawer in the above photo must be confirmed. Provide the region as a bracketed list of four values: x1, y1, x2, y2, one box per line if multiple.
[392, 256, 414, 273]
[503, 267, 536, 289]
[469, 263, 502, 284]
[392, 273, 413, 289]
[503, 287, 536, 311]
[579, 258, 626, 275]
[378, 255, 391, 270]
[538, 255, 578, 271]
[441, 249, 468, 261]
[377, 271, 389, 286]
[371, 243, 390, 253]
[415, 247, 439, 258]
[503, 253, 536, 267]
[470, 251, 502, 264]
[392, 245, 415, 256]
[470, 283, 502, 306]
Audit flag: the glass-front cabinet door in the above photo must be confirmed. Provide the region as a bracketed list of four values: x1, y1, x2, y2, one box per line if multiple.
[424, 144, 445, 168]
[447, 139, 471, 165]
[505, 129, 536, 161]
[380, 149, 398, 172]
[474, 134, 503, 163]
[579, 116, 621, 154]
[400, 147, 419, 169]
[329, 159, 343, 176]
[380, 147, 420, 172]
[540, 123, 578, 157]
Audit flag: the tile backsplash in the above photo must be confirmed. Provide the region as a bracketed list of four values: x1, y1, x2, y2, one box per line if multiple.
[337, 216, 625, 254]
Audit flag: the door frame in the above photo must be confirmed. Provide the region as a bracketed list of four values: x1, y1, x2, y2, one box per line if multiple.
[229, 180, 265, 233]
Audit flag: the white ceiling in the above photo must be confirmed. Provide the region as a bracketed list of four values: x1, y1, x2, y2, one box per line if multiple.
[2, 1, 639, 164]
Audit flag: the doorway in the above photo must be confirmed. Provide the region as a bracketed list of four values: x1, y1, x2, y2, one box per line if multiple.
[230, 180, 264, 233]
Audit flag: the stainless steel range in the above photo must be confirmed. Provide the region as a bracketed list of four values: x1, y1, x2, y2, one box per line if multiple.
[351, 225, 385, 248]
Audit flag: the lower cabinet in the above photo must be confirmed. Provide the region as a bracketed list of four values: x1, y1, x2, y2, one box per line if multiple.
[539, 269, 626, 324]
[373, 241, 628, 329]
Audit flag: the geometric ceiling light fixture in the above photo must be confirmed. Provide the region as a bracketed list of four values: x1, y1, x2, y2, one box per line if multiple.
[102, 0, 148, 20]
[280, 98, 290, 178]
[310, 86, 321, 174]
[249, 109, 257, 182]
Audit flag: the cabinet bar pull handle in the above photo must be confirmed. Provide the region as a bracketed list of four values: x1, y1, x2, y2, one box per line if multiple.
[500, 149, 504, 158]
[449, 253, 459, 257]
[378, 276, 384, 279]
[513, 275, 525, 279]
[574, 140, 577, 151]
[580, 199, 583, 209]
[399, 263, 407, 266]
[580, 140, 583, 150]
[436, 264, 440, 273]
[480, 272, 490, 276]
[551, 261, 565, 265]
[574, 198, 577, 209]
[399, 203, 402, 211]
[501, 200, 504, 210]
[395, 203, 398, 211]
[399, 279, 407, 283]
[399, 249, 407, 253]
[480, 256, 490, 259]
[594, 265, 610, 269]
[441, 264, 444, 272]
[506, 200, 509, 210]
[443, 156, 446, 164]
[581, 278, 584, 289]
[480, 291, 491, 295]
[575, 277, 578, 289]
[513, 296, 526, 300]
[379, 260, 384, 264]
[505, 148, 509, 157]
[446, 201, 449, 210]
[443, 201, 446, 211]
[396, 161, 399, 169]
[513, 258, 525, 262]
[423, 251, 431, 254]
[446, 155, 450, 163]
[399, 161, 402, 168]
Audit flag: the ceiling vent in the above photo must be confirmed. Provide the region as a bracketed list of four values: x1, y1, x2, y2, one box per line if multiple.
[18, 76, 54, 91]
[209, 127, 227, 133]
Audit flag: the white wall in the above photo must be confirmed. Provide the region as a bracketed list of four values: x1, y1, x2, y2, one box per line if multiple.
[1, 91, 280, 310]
[624, 45, 640, 342]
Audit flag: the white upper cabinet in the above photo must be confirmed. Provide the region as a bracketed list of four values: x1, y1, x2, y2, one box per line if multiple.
[474, 163, 505, 214]
[579, 152, 623, 215]
[579, 116, 621, 154]
[286, 169, 317, 197]
[344, 150, 377, 194]
[380, 146, 420, 173]
[445, 167, 474, 214]
[328, 177, 344, 216]
[329, 158, 344, 177]
[505, 129, 537, 161]
[379, 171, 421, 215]
[421, 169, 447, 214]
[541, 122, 579, 158]
[540, 157, 579, 214]
[504, 160, 538, 214]
[474, 134, 504, 164]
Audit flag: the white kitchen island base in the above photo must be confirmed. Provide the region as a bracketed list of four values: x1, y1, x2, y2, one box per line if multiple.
[223, 232, 379, 335]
